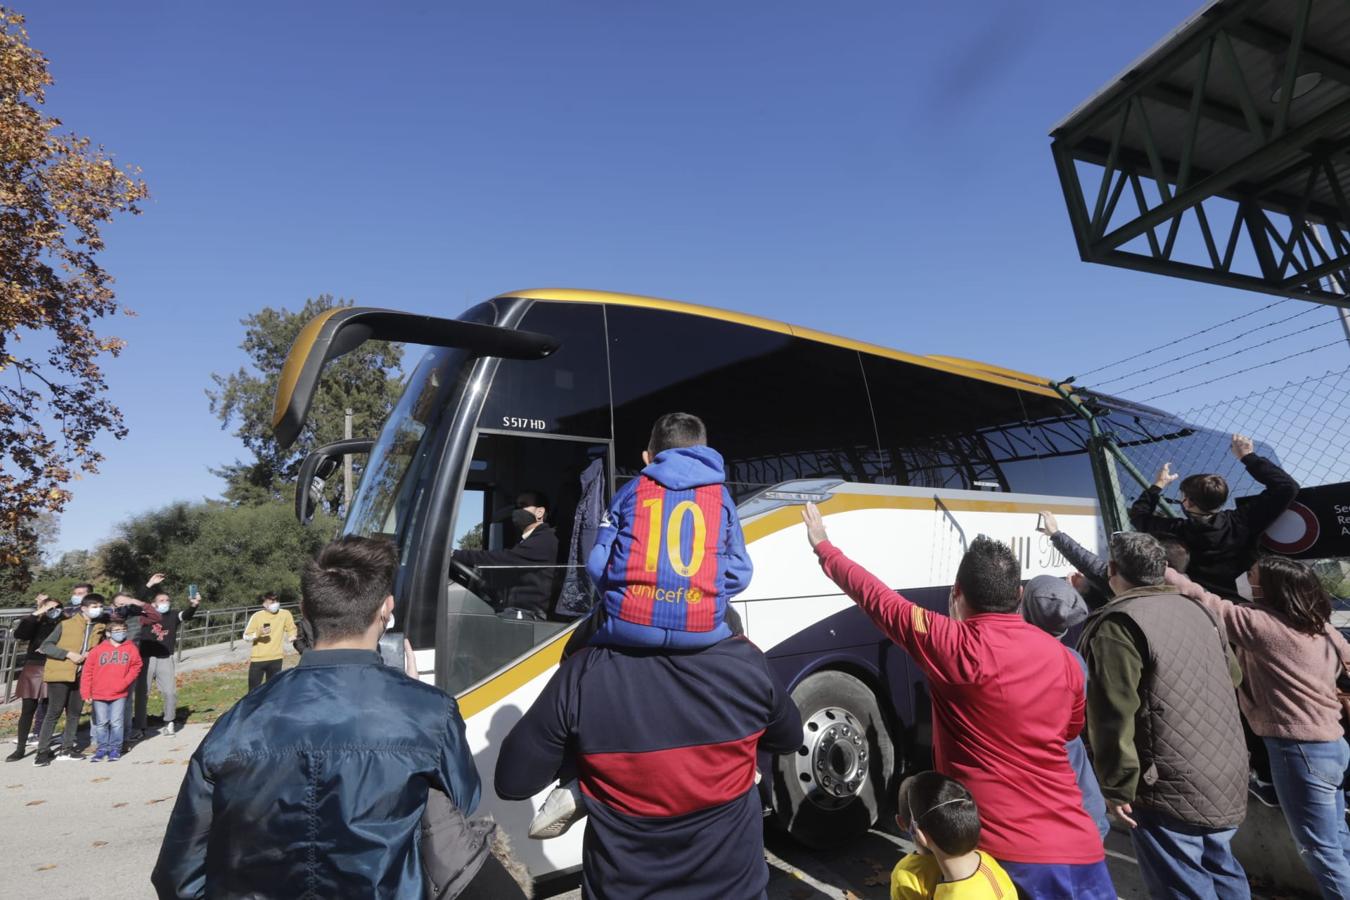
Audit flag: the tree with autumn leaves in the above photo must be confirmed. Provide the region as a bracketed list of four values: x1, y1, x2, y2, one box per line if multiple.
[0, 9, 148, 580]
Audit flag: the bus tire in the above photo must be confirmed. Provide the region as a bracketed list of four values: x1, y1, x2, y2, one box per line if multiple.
[772, 669, 895, 850]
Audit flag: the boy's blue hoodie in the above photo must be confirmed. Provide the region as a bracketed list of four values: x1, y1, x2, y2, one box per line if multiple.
[586, 446, 752, 649]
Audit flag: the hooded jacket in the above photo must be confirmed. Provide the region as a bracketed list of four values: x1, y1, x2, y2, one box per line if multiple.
[1129, 453, 1298, 599]
[585, 446, 752, 649]
[80, 638, 143, 701]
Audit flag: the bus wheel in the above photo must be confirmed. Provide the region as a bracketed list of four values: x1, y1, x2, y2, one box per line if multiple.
[773, 670, 895, 849]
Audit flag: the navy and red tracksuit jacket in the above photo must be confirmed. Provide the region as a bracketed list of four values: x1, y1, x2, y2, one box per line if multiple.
[585, 445, 752, 649]
[496, 637, 802, 899]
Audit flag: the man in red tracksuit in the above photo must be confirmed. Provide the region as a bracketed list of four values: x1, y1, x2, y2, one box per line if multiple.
[803, 504, 1115, 899]
[79, 620, 142, 762]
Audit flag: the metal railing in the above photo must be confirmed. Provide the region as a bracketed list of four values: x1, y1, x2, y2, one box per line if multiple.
[0, 602, 300, 704]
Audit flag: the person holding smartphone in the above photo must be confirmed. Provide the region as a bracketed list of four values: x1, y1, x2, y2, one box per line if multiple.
[242, 591, 296, 691]
[117, 573, 202, 740]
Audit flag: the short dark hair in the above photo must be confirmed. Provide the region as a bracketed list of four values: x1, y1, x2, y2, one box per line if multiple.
[152, 591, 170, 602]
[259, 591, 277, 603]
[81, 593, 105, 608]
[906, 771, 981, 856]
[1256, 556, 1331, 636]
[73, 583, 94, 593]
[1110, 532, 1166, 586]
[955, 536, 1021, 613]
[1158, 536, 1190, 574]
[515, 490, 549, 511]
[1181, 473, 1228, 512]
[301, 537, 397, 642]
[648, 413, 707, 455]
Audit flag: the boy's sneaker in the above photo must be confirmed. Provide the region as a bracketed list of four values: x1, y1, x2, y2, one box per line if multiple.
[529, 780, 586, 839]
[1249, 772, 1280, 808]
[89, 748, 107, 763]
[164, 722, 176, 736]
[5, 749, 24, 762]
[33, 750, 54, 767]
[106, 749, 122, 762]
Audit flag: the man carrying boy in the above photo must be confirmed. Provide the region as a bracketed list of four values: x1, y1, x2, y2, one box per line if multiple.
[34, 593, 107, 765]
[496, 413, 801, 899]
[242, 591, 296, 690]
[80, 619, 143, 762]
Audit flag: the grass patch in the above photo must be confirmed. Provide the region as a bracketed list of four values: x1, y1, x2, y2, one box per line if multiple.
[0, 657, 298, 741]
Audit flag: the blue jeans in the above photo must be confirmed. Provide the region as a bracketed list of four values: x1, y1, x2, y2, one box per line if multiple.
[1131, 807, 1250, 900]
[1265, 736, 1350, 898]
[91, 698, 125, 752]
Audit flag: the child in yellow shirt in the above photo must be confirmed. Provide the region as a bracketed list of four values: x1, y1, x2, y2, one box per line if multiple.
[891, 772, 1015, 900]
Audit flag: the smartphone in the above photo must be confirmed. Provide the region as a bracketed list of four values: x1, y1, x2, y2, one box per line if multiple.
[1036, 513, 1047, 532]
[187, 583, 199, 600]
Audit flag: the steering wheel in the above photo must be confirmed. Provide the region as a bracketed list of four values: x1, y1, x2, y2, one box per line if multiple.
[451, 558, 487, 589]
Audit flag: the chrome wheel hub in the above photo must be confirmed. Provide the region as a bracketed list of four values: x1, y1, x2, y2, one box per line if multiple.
[793, 706, 869, 808]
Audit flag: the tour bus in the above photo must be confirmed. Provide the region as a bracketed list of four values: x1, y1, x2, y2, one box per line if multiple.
[272, 288, 1234, 877]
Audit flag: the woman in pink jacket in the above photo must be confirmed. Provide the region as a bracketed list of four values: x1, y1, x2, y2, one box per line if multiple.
[1169, 557, 1350, 897]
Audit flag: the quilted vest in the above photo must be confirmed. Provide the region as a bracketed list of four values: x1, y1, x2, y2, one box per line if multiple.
[1080, 589, 1248, 829]
[43, 616, 105, 684]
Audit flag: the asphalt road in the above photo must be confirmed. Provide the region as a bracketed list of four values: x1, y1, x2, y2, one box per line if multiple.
[1, 717, 1296, 900]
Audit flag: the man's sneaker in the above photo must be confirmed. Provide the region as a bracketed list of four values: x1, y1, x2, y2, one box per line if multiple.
[25, 733, 38, 745]
[1249, 773, 1280, 808]
[33, 751, 54, 767]
[129, 730, 146, 742]
[106, 749, 121, 762]
[5, 749, 24, 763]
[54, 748, 83, 762]
[89, 748, 107, 763]
[529, 780, 586, 839]
[164, 722, 176, 736]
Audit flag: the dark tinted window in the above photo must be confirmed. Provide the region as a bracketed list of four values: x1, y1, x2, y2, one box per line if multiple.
[479, 302, 610, 439]
[606, 306, 879, 495]
[863, 356, 1097, 498]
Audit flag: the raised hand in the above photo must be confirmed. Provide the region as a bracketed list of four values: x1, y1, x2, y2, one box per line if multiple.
[1230, 433, 1255, 460]
[147, 572, 166, 588]
[802, 502, 829, 549]
[1153, 462, 1179, 489]
[1036, 510, 1059, 536]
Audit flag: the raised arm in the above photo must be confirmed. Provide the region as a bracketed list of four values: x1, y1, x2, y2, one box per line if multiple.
[1129, 463, 1184, 537]
[803, 504, 978, 685]
[1231, 436, 1299, 535]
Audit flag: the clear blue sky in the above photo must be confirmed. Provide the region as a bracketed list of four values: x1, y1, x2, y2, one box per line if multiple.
[24, 0, 1349, 556]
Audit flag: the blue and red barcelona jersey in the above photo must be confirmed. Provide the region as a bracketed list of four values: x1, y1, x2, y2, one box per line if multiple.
[585, 445, 752, 649]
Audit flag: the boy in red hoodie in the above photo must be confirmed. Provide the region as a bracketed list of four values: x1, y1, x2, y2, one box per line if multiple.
[79, 620, 142, 762]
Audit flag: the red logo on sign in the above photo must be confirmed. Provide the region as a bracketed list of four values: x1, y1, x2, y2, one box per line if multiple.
[1261, 502, 1321, 555]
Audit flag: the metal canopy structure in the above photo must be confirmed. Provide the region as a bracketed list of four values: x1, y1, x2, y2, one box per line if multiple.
[1051, 0, 1350, 308]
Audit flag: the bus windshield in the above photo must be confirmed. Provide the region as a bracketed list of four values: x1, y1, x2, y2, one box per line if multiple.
[344, 345, 475, 546]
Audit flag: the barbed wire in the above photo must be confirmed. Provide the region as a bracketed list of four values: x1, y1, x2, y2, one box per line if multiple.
[1138, 339, 1347, 402]
[1092, 304, 1323, 388]
[1072, 298, 1289, 380]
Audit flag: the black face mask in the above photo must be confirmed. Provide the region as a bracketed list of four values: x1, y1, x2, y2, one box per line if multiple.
[511, 509, 537, 530]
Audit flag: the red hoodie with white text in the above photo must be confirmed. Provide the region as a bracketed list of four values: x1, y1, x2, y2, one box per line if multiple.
[80, 638, 143, 701]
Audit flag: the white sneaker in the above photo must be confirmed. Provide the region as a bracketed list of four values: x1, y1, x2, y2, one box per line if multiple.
[164, 722, 176, 736]
[529, 780, 585, 840]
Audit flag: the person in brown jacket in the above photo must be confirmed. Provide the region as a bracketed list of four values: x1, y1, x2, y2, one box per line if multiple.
[34, 593, 107, 765]
[1079, 532, 1249, 900]
[1168, 557, 1350, 897]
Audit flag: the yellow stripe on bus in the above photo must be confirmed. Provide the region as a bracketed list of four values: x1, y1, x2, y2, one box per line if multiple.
[456, 627, 573, 718]
[742, 493, 1093, 544]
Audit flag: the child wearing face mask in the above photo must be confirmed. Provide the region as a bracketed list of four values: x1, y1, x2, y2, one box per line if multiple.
[243, 592, 297, 691]
[79, 622, 143, 762]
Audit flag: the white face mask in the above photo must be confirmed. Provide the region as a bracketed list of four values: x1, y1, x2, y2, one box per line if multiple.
[264, 603, 280, 614]
[1235, 572, 1258, 602]
[155, 602, 171, 614]
[384, 611, 395, 632]
[85, 606, 103, 619]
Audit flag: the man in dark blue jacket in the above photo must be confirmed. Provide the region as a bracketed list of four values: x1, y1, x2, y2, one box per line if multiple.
[151, 537, 480, 900]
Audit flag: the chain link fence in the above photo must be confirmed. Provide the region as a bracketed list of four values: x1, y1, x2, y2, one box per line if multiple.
[1102, 366, 1350, 597]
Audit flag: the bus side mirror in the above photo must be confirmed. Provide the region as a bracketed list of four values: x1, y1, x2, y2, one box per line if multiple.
[295, 438, 375, 525]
